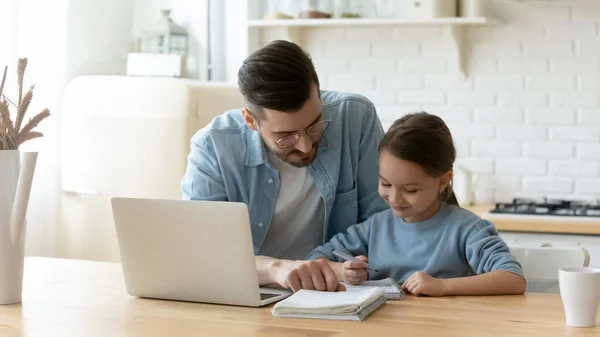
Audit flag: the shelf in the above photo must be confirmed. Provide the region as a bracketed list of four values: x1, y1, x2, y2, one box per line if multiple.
[247, 17, 500, 27]
[246, 16, 501, 79]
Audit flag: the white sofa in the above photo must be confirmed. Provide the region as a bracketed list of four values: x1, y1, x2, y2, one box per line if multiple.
[59, 76, 246, 262]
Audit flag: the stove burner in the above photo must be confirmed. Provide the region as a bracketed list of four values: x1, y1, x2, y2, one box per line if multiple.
[491, 197, 600, 217]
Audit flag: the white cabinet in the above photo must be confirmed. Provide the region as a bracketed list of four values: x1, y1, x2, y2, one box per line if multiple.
[499, 231, 600, 267]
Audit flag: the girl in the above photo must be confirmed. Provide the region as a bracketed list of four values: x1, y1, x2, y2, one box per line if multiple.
[307, 112, 526, 296]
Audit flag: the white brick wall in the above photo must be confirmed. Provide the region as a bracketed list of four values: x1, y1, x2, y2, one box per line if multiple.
[550, 91, 600, 108]
[575, 179, 600, 195]
[550, 127, 599, 142]
[425, 74, 473, 90]
[472, 141, 521, 157]
[546, 24, 597, 40]
[474, 107, 524, 123]
[397, 90, 446, 105]
[377, 74, 423, 90]
[496, 159, 547, 175]
[497, 125, 547, 142]
[524, 143, 574, 159]
[447, 123, 495, 141]
[260, 0, 600, 202]
[350, 57, 396, 73]
[399, 57, 447, 73]
[449, 91, 496, 106]
[578, 143, 600, 159]
[372, 42, 420, 58]
[478, 175, 522, 191]
[551, 57, 600, 73]
[498, 92, 549, 108]
[523, 177, 574, 194]
[526, 108, 576, 125]
[456, 157, 494, 174]
[475, 75, 524, 90]
[579, 109, 600, 125]
[499, 57, 548, 74]
[323, 42, 370, 57]
[549, 160, 600, 178]
[527, 74, 577, 90]
[423, 106, 472, 123]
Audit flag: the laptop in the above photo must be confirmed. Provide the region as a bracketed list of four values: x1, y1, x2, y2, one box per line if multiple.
[110, 197, 292, 307]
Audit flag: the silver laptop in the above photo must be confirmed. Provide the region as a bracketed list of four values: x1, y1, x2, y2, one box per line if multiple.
[110, 197, 292, 307]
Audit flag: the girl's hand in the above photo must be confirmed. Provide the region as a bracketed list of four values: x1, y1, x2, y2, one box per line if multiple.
[341, 255, 369, 285]
[401, 271, 447, 296]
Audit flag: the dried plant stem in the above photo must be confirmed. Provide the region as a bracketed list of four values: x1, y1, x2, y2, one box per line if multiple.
[0, 100, 4, 131]
[0, 100, 17, 150]
[17, 58, 27, 105]
[0, 58, 50, 150]
[0, 99, 15, 138]
[4, 96, 17, 108]
[0, 130, 9, 150]
[0, 66, 6, 99]
[17, 131, 43, 145]
[18, 108, 50, 138]
[15, 86, 33, 132]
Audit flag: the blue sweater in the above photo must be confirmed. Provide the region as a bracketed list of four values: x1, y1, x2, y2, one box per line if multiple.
[306, 203, 525, 283]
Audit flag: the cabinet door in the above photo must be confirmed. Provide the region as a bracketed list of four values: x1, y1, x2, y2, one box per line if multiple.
[498, 232, 521, 246]
[570, 236, 600, 268]
[499, 231, 600, 268]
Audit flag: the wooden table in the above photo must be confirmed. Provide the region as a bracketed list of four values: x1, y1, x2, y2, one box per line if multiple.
[0, 257, 598, 337]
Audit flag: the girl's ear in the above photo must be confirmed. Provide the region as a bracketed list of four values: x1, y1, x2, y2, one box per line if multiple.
[242, 108, 259, 131]
[439, 170, 453, 193]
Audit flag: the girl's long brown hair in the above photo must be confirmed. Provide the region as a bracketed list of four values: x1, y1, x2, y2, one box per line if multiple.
[378, 112, 459, 206]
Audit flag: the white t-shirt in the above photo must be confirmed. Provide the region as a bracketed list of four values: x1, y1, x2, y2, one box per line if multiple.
[258, 151, 325, 260]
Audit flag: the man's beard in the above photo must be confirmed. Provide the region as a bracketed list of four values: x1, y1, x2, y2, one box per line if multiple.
[280, 144, 319, 168]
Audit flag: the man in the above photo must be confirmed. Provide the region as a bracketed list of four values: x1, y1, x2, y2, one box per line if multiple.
[181, 40, 388, 292]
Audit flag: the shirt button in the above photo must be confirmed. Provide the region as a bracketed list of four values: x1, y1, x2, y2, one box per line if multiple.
[258, 222, 264, 228]
[267, 178, 273, 184]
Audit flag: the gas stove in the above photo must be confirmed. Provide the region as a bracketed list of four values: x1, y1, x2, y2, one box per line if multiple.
[490, 198, 600, 217]
[482, 197, 600, 224]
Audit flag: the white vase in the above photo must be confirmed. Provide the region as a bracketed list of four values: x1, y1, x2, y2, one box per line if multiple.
[0, 150, 37, 305]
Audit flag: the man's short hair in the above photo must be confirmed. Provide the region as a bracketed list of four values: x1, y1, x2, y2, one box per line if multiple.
[237, 40, 320, 118]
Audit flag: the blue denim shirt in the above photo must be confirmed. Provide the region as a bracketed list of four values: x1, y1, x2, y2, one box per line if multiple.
[181, 90, 389, 255]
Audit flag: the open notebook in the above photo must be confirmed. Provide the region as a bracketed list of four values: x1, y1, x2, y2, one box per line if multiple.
[272, 287, 387, 321]
[343, 278, 405, 300]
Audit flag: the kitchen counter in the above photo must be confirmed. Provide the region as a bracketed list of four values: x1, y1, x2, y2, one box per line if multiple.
[465, 204, 600, 236]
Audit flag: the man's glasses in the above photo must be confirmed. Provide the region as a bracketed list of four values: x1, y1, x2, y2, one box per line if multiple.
[275, 120, 331, 149]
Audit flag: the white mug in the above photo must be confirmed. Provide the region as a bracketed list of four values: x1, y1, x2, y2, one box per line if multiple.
[559, 267, 600, 328]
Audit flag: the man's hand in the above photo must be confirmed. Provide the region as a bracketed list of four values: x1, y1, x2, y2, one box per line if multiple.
[274, 259, 345, 292]
[401, 271, 447, 297]
[341, 255, 369, 285]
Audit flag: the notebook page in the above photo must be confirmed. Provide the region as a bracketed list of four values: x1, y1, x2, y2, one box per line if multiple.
[344, 278, 401, 294]
[273, 287, 384, 310]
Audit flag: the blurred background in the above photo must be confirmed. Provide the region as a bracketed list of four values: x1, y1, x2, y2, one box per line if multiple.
[2, 0, 599, 263]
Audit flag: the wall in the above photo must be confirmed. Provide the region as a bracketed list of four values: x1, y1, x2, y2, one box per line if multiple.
[1, 0, 208, 259]
[1, 0, 69, 257]
[1, 0, 134, 257]
[65, 0, 134, 80]
[257, 0, 600, 203]
[17, 0, 207, 259]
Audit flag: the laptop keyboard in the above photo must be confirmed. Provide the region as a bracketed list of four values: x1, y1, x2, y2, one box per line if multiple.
[260, 293, 279, 301]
